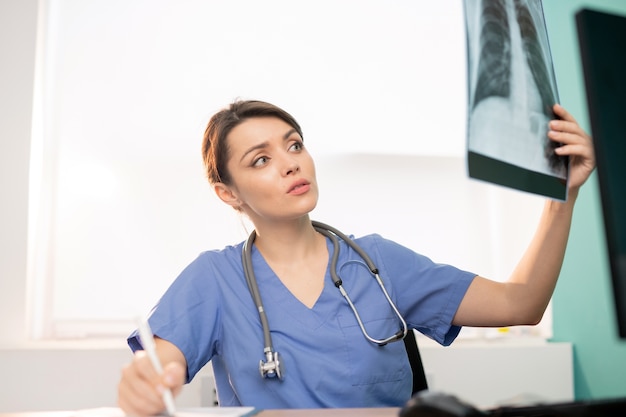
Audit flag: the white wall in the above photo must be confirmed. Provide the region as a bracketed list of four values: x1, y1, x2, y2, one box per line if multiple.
[0, 0, 37, 346]
[0, 340, 217, 412]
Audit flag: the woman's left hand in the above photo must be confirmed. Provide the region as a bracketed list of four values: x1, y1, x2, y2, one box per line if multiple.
[548, 104, 596, 193]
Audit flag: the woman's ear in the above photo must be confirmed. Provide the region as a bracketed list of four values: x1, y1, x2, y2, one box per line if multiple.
[214, 183, 242, 209]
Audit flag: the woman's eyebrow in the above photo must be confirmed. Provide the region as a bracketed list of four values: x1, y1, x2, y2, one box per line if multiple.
[282, 128, 298, 139]
[240, 141, 268, 163]
[239, 128, 298, 163]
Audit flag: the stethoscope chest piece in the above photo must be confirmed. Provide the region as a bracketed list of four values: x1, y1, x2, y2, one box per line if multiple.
[260, 350, 283, 380]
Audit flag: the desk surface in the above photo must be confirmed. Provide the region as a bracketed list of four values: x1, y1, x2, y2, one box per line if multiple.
[0, 409, 401, 417]
[258, 408, 399, 417]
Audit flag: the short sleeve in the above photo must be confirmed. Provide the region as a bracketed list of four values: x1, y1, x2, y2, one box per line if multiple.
[127, 252, 223, 382]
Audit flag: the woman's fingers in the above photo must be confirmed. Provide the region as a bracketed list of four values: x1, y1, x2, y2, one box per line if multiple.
[118, 351, 170, 417]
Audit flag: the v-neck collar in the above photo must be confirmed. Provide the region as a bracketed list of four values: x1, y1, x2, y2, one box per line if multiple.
[249, 236, 339, 329]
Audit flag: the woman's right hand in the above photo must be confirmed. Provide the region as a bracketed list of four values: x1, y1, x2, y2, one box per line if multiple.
[117, 339, 187, 417]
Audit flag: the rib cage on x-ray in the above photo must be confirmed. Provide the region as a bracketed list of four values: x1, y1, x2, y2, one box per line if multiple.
[515, 0, 556, 116]
[472, 0, 511, 112]
[471, 0, 566, 174]
[514, 0, 563, 171]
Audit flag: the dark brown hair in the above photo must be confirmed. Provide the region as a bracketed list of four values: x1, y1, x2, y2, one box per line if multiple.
[202, 100, 303, 185]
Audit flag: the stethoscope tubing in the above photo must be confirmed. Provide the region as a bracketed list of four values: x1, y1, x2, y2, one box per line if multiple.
[242, 221, 408, 380]
[314, 222, 408, 345]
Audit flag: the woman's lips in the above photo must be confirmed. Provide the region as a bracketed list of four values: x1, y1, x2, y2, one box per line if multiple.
[288, 180, 311, 195]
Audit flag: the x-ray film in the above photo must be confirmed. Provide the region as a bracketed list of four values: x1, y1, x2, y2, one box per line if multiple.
[464, 0, 568, 200]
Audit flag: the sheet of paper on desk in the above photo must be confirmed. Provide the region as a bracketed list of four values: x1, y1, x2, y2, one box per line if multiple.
[73, 407, 258, 417]
[178, 407, 257, 417]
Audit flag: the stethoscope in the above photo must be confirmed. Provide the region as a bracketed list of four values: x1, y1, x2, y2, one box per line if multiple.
[241, 220, 408, 380]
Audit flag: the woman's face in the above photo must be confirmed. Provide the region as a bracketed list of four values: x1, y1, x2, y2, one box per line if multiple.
[218, 116, 319, 223]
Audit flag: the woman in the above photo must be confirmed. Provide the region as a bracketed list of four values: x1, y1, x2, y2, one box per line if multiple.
[117, 100, 595, 415]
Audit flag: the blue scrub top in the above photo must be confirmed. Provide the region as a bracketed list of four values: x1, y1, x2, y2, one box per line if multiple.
[128, 233, 475, 409]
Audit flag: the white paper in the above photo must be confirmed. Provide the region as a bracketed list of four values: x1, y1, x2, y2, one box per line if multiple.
[74, 407, 257, 417]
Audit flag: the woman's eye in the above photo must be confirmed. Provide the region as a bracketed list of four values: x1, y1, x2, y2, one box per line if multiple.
[252, 156, 268, 167]
[289, 141, 304, 152]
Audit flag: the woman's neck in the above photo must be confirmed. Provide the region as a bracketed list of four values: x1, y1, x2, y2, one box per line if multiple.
[252, 217, 324, 265]
[251, 217, 329, 308]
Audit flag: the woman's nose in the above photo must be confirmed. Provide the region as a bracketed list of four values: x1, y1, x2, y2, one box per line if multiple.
[281, 154, 300, 176]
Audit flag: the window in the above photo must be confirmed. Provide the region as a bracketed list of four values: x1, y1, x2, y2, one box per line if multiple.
[28, 0, 548, 339]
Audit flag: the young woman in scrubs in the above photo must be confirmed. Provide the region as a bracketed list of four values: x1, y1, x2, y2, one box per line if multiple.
[117, 100, 595, 415]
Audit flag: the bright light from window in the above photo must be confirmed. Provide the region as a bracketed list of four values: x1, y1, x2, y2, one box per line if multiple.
[29, 0, 547, 339]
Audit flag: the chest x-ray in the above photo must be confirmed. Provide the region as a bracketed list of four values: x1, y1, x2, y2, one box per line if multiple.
[464, 0, 568, 200]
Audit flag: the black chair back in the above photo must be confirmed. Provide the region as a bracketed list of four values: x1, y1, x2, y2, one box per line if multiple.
[403, 329, 428, 395]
